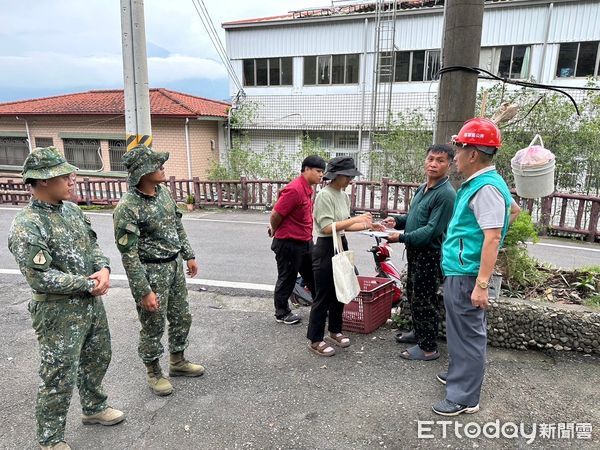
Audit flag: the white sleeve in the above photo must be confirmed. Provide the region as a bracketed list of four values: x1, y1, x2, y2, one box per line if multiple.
[469, 185, 507, 229]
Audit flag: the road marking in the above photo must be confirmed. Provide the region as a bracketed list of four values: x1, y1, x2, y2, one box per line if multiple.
[1, 207, 596, 249]
[0, 208, 269, 225]
[0, 269, 274, 292]
[529, 242, 600, 253]
[85, 212, 269, 226]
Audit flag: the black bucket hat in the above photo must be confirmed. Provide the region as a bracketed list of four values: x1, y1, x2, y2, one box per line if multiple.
[323, 156, 362, 180]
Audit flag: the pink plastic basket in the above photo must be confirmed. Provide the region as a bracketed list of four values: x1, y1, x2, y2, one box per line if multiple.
[343, 276, 394, 334]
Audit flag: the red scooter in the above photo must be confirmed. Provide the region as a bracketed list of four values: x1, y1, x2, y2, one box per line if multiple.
[363, 231, 403, 305]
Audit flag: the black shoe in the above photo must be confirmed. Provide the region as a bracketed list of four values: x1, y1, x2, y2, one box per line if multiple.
[275, 312, 301, 325]
[436, 371, 447, 385]
[395, 330, 417, 344]
[432, 399, 479, 416]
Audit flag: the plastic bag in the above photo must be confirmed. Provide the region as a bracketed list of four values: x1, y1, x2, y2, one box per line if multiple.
[511, 135, 555, 168]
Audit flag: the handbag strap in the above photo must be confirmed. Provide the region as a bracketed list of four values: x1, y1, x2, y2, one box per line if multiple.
[332, 222, 343, 255]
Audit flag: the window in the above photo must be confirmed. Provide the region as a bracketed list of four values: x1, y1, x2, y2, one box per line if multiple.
[305, 131, 359, 156]
[556, 41, 600, 78]
[304, 54, 360, 85]
[108, 140, 126, 172]
[479, 45, 531, 79]
[0, 137, 29, 166]
[35, 137, 53, 148]
[394, 50, 440, 82]
[62, 138, 102, 170]
[242, 58, 293, 86]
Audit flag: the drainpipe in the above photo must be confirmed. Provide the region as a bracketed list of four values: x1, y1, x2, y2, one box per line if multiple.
[538, 2, 553, 82]
[16, 116, 33, 152]
[185, 118, 192, 178]
[358, 18, 369, 164]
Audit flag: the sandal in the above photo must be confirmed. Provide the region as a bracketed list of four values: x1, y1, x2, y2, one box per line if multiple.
[399, 345, 440, 361]
[308, 341, 336, 357]
[325, 333, 351, 348]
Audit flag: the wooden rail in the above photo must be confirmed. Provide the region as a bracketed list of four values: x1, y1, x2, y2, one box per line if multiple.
[1, 177, 598, 242]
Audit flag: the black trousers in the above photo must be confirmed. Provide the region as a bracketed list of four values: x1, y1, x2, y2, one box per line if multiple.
[307, 235, 348, 343]
[406, 247, 443, 352]
[271, 238, 315, 318]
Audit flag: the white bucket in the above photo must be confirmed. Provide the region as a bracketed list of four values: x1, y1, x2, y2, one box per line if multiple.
[511, 158, 555, 199]
[510, 134, 556, 199]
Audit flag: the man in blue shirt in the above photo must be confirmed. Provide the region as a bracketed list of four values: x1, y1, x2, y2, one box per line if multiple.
[433, 118, 520, 416]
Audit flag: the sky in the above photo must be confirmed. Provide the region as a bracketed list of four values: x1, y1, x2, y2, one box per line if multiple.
[0, 0, 328, 103]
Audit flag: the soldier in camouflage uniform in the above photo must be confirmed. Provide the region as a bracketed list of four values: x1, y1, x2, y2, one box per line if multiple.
[8, 147, 125, 450]
[113, 145, 204, 396]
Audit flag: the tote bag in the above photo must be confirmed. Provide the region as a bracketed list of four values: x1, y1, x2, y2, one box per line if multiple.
[331, 222, 360, 304]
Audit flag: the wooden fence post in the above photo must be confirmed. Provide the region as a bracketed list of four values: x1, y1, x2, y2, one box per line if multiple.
[538, 196, 553, 236]
[588, 200, 600, 243]
[241, 177, 249, 210]
[380, 177, 389, 218]
[169, 176, 177, 200]
[83, 178, 92, 206]
[7, 180, 16, 205]
[192, 177, 201, 205]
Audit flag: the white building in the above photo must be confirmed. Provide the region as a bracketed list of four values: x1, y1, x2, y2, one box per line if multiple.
[222, 0, 600, 167]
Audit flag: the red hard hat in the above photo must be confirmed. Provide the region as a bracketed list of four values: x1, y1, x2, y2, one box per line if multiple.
[451, 118, 502, 152]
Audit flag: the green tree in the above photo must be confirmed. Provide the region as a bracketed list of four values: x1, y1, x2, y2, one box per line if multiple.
[368, 111, 433, 182]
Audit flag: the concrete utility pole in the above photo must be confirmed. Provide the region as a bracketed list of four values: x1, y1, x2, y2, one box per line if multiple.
[434, 0, 485, 144]
[120, 0, 152, 150]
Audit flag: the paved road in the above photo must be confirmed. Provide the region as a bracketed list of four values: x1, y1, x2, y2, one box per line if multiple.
[0, 206, 599, 448]
[0, 276, 598, 449]
[1, 207, 598, 292]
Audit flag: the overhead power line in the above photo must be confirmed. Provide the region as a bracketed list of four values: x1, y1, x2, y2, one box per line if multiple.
[190, 0, 244, 97]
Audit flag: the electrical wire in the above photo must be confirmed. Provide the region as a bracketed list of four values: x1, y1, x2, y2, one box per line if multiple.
[190, 0, 244, 96]
[436, 65, 600, 116]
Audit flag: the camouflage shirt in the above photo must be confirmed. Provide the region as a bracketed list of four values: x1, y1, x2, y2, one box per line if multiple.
[8, 199, 109, 296]
[113, 185, 195, 300]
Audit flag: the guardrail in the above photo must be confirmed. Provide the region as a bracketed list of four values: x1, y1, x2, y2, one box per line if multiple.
[1, 176, 598, 242]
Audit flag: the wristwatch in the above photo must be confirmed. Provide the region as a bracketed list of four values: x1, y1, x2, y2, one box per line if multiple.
[476, 278, 489, 289]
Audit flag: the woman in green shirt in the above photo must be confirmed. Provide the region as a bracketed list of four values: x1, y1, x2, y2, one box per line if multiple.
[307, 156, 384, 356]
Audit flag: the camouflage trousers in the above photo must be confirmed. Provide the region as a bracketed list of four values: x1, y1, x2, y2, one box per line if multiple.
[136, 257, 192, 364]
[29, 296, 111, 446]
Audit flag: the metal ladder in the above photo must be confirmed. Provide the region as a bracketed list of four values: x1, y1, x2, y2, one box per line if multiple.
[370, 0, 397, 134]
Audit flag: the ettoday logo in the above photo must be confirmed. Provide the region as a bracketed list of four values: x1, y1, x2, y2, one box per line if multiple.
[417, 420, 593, 443]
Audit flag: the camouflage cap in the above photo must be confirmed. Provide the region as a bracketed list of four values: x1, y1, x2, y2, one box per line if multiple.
[22, 146, 78, 181]
[122, 145, 169, 187]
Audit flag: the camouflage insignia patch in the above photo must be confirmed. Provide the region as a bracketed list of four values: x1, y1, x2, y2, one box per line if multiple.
[118, 234, 128, 246]
[116, 228, 138, 251]
[33, 250, 46, 265]
[26, 245, 52, 270]
[125, 223, 139, 234]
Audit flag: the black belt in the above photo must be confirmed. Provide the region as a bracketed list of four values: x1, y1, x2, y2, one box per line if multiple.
[140, 252, 179, 264]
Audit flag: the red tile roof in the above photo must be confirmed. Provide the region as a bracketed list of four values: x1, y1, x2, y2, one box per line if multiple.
[0, 88, 230, 118]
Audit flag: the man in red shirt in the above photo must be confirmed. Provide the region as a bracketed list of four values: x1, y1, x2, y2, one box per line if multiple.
[269, 155, 326, 324]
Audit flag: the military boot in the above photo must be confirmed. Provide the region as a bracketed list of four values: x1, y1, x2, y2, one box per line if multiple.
[169, 351, 205, 377]
[82, 407, 126, 426]
[145, 360, 173, 396]
[40, 442, 70, 450]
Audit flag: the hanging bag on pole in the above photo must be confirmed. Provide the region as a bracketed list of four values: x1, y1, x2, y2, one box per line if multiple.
[331, 222, 360, 304]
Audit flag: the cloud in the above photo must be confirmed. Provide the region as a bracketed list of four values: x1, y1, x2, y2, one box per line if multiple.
[0, 0, 328, 101]
[0, 52, 227, 89]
